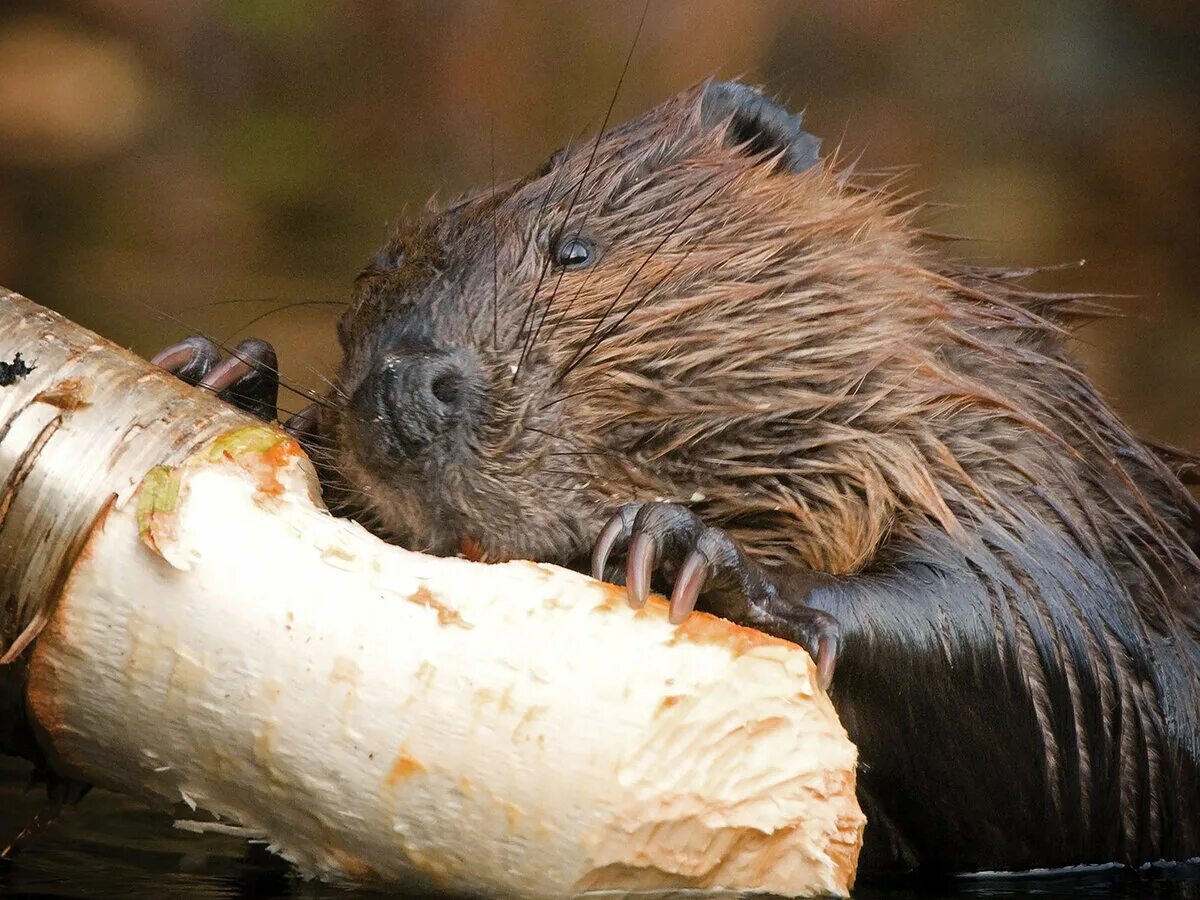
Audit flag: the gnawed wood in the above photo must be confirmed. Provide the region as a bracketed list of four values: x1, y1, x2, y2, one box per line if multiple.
[1, 289, 864, 897]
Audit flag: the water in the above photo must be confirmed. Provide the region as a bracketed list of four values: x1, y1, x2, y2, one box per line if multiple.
[0, 761, 386, 899]
[3, 760, 1198, 899]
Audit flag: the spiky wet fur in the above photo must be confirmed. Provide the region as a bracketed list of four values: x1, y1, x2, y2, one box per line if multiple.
[331, 83, 1198, 586]
[327, 82, 1200, 869]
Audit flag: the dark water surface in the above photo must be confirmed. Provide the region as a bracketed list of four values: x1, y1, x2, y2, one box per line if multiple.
[3, 762, 1198, 900]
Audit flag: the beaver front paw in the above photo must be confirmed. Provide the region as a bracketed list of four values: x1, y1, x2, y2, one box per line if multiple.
[591, 501, 839, 688]
[151, 336, 321, 444]
[152, 335, 280, 422]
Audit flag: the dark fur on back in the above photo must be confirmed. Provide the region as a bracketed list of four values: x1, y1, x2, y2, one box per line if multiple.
[326, 81, 1200, 871]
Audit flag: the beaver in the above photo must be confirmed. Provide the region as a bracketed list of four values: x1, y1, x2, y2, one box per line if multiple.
[154, 80, 1200, 876]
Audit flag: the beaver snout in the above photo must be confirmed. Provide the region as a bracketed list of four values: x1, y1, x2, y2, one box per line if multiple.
[347, 347, 482, 463]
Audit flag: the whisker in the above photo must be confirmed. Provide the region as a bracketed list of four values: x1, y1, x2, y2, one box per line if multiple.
[183, 297, 347, 311]
[513, 140, 577, 351]
[144, 304, 340, 412]
[538, 378, 618, 411]
[524, 425, 631, 464]
[556, 170, 736, 382]
[222, 300, 345, 343]
[524, 425, 575, 442]
[570, 240, 699, 379]
[546, 449, 628, 463]
[301, 362, 348, 401]
[490, 120, 499, 353]
[522, 269, 567, 370]
[542, 261, 599, 346]
[540, 469, 601, 481]
[514, 0, 651, 382]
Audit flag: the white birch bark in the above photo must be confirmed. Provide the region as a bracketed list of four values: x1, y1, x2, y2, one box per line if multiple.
[0, 289, 864, 897]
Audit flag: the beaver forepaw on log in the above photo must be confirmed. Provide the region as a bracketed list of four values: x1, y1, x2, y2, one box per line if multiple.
[592, 500, 841, 689]
[155, 79, 1200, 877]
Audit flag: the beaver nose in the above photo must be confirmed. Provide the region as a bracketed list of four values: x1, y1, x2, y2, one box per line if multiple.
[374, 349, 477, 455]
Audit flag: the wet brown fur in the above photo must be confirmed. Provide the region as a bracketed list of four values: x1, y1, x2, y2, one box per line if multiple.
[326, 82, 1200, 872]
[336, 87, 1193, 578]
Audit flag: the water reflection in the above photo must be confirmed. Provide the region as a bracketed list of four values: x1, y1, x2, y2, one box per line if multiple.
[3, 758, 1198, 899]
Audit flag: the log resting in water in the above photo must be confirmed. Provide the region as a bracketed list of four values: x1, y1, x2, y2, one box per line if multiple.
[0, 288, 864, 897]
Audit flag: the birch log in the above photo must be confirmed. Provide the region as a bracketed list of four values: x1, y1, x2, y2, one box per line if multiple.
[0, 289, 865, 897]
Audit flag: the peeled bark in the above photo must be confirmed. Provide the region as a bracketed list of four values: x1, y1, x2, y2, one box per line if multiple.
[0, 288, 864, 897]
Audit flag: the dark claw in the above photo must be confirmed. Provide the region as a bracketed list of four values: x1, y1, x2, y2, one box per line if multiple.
[151, 337, 221, 386]
[627, 533, 656, 609]
[153, 336, 280, 422]
[781, 605, 840, 692]
[592, 503, 639, 581]
[199, 353, 253, 393]
[283, 402, 321, 443]
[815, 632, 838, 691]
[670, 550, 707, 624]
[201, 338, 279, 422]
[590, 499, 842, 690]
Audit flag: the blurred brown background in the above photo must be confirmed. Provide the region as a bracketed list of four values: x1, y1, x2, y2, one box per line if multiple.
[0, 0, 1198, 446]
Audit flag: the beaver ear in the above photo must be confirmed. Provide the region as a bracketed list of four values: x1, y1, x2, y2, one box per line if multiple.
[700, 81, 821, 173]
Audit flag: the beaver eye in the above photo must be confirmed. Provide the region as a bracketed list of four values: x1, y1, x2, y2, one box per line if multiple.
[554, 236, 595, 270]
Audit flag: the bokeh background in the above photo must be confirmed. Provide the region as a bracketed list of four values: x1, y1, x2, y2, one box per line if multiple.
[1, 1, 1198, 444]
[2, 2, 1200, 896]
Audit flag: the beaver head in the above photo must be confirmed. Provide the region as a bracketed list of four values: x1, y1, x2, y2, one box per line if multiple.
[325, 79, 1198, 589]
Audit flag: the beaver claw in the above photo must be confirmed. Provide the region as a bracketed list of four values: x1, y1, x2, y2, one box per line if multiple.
[153, 336, 280, 421]
[592, 501, 840, 689]
[152, 336, 320, 443]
